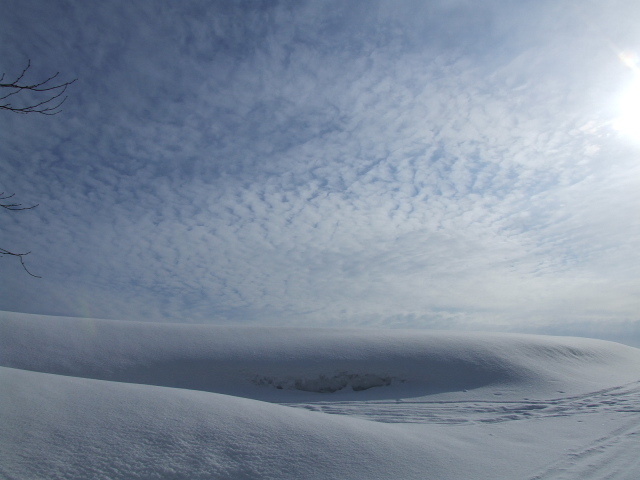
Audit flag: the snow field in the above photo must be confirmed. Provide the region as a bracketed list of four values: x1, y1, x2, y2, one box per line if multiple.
[2, 311, 640, 479]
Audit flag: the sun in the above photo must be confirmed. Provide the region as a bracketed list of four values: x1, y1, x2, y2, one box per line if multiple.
[613, 77, 640, 138]
[613, 51, 640, 141]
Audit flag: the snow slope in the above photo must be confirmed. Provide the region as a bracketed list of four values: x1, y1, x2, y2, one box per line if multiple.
[2, 366, 474, 480]
[2, 311, 640, 479]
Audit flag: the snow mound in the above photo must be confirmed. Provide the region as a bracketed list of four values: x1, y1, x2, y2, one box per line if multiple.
[0, 365, 473, 480]
[2, 311, 640, 401]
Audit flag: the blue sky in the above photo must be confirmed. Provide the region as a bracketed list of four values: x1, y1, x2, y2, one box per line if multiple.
[1, 0, 639, 341]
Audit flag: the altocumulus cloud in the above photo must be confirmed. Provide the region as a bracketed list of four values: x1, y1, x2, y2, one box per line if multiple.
[0, 0, 639, 342]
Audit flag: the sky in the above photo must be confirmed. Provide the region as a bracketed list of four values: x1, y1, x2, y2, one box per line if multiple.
[1, 0, 639, 339]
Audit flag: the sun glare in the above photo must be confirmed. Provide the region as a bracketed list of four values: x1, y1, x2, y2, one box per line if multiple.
[613, 51, 640, 141]
[614, 77, 640, 139]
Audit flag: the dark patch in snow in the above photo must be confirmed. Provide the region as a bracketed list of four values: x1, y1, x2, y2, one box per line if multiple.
[253, 372, 401, 393]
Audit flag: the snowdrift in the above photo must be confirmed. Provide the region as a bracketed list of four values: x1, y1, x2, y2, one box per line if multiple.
[3, 311, 640, 402]
[2, 311, 640, 479]
[2, 366, 470, 480]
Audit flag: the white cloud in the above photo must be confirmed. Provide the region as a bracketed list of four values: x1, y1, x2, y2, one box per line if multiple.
[1, 1, 639, 334]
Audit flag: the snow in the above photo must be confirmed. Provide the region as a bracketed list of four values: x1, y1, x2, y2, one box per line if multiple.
[2, 311, 640, 479]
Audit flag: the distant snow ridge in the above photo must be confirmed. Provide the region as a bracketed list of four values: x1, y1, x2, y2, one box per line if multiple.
[252, 371, 399, 393]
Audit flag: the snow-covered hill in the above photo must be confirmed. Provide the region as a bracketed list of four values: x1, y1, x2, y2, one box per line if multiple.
[2, 311, 640, 479]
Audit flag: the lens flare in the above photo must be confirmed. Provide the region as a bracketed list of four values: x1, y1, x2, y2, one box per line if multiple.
[618, 50, 640, 72]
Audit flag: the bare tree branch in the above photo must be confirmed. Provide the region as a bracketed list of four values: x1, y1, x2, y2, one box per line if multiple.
[1, 60, 75, 277]
[1, 192, 39, 211]
[0, 192, 41, 277]
[0, 59, 77, 115]
[0, 248, 41, 277]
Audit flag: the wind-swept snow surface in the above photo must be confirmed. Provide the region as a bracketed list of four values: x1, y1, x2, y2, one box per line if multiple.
[2, 312, 640, 479]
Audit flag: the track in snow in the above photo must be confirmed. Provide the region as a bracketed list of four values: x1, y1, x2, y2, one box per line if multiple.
[286, 381, 640, 478]
[527, 419, 640, 480]
[283, 381, 640, 425]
